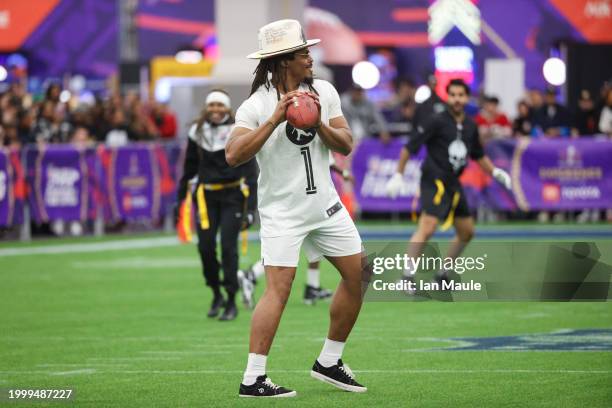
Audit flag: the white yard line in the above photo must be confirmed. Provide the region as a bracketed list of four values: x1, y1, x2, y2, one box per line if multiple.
[1, 368, 610, 376]
[0, 237, 180, 257]
[139, 350, 232, 355]
[50, 368, 97, 376]
[86, 357, 181, 361]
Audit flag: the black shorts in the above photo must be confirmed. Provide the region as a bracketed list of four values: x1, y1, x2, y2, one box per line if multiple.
[420, 176, 471, 220]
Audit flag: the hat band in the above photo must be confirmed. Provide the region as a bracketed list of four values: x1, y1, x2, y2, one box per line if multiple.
[258, 41, 308, 56]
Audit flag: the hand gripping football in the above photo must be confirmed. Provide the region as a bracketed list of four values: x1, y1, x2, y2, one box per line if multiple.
[286, 94, 319, 130]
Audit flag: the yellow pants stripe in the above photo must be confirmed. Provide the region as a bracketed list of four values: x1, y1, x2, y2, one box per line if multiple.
[432, 179, 460, 231]
[433, 179, 445, 205]
[440, 192, 461, 231]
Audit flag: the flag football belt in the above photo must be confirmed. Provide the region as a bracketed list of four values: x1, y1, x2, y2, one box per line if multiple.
[196, 179, 246, 230]
[201, 179, 243, 191]
[433, 178, 461, 231]
[177, 179, 249, 242]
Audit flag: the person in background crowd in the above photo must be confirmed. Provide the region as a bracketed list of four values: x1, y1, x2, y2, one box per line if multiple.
[598, 88, 612, 136]
[386, 77, 416, 111]
[341, 83, 391, 144]
[1, 123, 20, 148]
[574, 90, 599, 136]
[89, 98, 107, 142]
[125, 95, 158, 141]
[104, 108, 134, 147]
[527, 88, 544, 111]
[44, 83, 62, 104]
[512, 100, 534, 137]
[70, 126, 94, 149]
[475, 95, 512, 145]
[534, 88, 572, 136]
[150, 101, 178, 139]
[17, 108, 35, 144]
[413, 74, 446, 133]
[389, 100, 417, 130]
[32, 100, 61, 144]
[176, 89, 257, 322]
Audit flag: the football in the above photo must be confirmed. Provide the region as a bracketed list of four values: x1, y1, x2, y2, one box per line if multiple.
[286, 94, 319, 130]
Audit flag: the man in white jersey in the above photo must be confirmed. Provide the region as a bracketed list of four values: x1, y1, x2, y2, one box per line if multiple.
[226, 19, 368, 398]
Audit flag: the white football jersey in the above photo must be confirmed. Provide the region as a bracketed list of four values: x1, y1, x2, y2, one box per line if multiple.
[235, 79, 346, 237]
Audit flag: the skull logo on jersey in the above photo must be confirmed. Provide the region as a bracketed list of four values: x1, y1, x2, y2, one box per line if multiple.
[448, 139, 467, 172]
[285, 123, 316, 145]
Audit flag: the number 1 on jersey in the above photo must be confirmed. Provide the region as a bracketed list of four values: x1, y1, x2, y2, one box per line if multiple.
[300, 146, 317, 195]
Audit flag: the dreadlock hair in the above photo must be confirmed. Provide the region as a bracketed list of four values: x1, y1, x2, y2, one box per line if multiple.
[192, 88, 234, 133]
[249, 51, 319, 99]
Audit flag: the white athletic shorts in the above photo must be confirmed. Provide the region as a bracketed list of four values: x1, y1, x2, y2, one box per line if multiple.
[261, 212, 362, 267]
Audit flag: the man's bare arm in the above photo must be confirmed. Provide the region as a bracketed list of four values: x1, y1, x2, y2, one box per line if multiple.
[317, 115, 353, 156]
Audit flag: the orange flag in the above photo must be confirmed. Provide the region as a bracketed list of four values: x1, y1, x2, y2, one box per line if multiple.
[176, 192, 193, 243]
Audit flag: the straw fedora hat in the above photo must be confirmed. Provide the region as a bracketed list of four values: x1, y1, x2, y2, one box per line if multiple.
[247, 19, 320, 59]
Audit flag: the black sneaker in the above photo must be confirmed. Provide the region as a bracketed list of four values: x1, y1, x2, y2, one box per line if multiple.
[303, 285, 333, 305]
[314, 286, 333, 300]
[207, 295, 225, 318]
[311, 359, 367, 393]
[239, 375, 297, 398]
[432, 270, 461, 290]
[218, 302, 238, 321]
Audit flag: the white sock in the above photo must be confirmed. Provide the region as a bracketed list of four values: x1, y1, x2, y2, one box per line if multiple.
[242, 353, 267, 385]
[252, 260, 265, 279]
[307, 267, 320, 288]
[317, 338, 345, 367]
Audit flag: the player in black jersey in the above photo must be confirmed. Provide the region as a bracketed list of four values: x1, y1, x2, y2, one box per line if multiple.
[386, 79, 511, 285]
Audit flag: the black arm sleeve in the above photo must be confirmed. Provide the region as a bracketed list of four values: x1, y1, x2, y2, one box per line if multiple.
[406, 115, 436, 155]
[242, 159, 258, 212]
[176, 139, 200, 202]
[469, 126, 485, 160]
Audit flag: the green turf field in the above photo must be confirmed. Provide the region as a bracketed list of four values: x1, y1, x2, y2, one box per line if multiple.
[1, 229, 611, 407]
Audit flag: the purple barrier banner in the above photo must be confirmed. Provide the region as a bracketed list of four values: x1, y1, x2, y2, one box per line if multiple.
[512, 138, 612, 211]
[352, 138, 612, 212]
[25, 146, 92, 223]
[352, 138, 424, 212]
[104, 144, 160, 221]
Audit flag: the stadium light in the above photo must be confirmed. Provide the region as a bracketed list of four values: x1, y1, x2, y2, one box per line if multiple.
[175, 50, 203, 64]
[351, 61, 380, 89]
[59, 90, 71, 103]
[542, 57, 566, 86]
[0, 65, 7, 82]
[415, 85, 432, 103]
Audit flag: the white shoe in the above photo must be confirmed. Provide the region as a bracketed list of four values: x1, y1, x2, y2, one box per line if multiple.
[237, 270, 256, 309]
